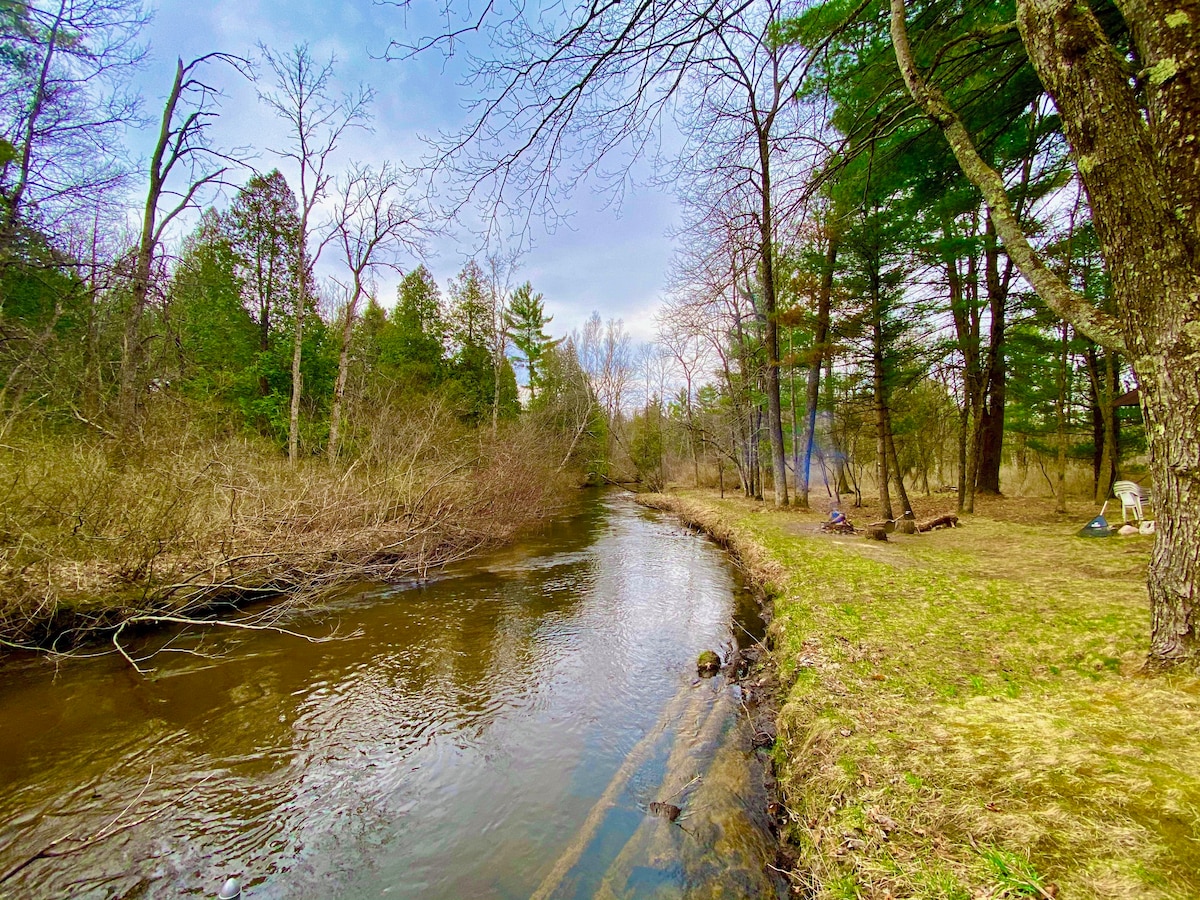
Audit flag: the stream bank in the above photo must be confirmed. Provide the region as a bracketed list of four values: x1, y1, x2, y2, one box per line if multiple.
[638, 488, 1200, 900]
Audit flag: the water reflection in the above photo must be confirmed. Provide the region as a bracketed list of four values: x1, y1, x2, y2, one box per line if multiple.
[0, 494, 780, 899]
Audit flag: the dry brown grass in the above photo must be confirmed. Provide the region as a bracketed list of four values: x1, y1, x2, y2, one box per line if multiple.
[644, 488, 1199, 900]
[0, 401, 572, 652]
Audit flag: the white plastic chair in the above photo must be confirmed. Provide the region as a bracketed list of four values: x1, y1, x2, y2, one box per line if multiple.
[1113, 480, 1149, 522]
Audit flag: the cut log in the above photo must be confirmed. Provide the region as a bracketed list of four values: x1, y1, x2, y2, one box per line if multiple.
[916, 514, 959, 532]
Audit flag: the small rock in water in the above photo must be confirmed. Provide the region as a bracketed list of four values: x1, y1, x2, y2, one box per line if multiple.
[697, 650, 722, 676]
[648, 801, 682, 822]
[751, 721, 777, 750]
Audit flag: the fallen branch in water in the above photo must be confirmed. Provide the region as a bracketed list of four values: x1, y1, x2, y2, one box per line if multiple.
[109, 614, 360, 674]
[0, 767, 216, 886]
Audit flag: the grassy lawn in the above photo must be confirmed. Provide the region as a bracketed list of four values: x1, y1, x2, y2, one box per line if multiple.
[644, 491, 1200, 900]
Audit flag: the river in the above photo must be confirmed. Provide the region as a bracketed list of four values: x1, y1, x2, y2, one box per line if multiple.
[0, 492, 783, 899]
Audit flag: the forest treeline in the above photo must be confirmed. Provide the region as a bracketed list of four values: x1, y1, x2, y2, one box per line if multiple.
[597, 0, 1144, 521]
[0, 3, 620, 652]
[422, 0, 1195, 665]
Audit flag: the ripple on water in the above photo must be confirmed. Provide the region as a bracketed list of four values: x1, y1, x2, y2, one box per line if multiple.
[0, 494, 777, 900]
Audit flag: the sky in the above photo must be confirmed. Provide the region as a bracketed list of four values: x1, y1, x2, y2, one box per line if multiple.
[131, 0, 681, 343]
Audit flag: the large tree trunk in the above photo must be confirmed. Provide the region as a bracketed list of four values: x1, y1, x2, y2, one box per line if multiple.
[891, 0, 1200, 665]
[1017, 0, 1200, 665]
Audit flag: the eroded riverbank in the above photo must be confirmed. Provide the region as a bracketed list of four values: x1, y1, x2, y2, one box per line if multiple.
[0, 492, 785, 899]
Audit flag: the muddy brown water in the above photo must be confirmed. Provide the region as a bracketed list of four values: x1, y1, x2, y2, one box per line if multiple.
[0, 493, 783, 899]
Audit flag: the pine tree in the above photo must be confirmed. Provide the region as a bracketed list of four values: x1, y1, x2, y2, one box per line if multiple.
[505, 281, 556, 402]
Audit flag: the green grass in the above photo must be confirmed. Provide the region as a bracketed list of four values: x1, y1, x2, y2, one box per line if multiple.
[645, 491, 1200, 900]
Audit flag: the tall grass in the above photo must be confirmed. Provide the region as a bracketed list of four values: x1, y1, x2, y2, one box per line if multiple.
[0, 395, 572, 649]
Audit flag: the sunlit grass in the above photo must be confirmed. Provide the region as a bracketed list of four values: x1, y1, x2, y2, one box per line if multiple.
[642, 491, 1200, 900]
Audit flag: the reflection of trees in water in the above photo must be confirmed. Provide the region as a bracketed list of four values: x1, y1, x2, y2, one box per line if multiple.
[0, 495, 754, 898]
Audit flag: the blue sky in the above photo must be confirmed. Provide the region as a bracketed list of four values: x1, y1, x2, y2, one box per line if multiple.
[132, 0, 679, 342]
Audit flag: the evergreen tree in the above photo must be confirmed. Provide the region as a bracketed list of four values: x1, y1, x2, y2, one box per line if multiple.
[167, 209, 256, 397]
[226, 171, 303, 398]
[505, 281, 556, 402]
[445, 259, 491, 351]
[378, 264, 446, 388]
[445, 260, 510, 422]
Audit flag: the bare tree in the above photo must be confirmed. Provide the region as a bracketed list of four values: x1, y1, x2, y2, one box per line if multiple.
[577, 311, 634, 430]
[665, 193, 770, 497]
[328, 162, 427, 461]
[667, 0, 829, 505]
[482, 248, 520, 435]
[0, 0, 146, 240]
[259, 43, 373, 463]
[656, 309, 712, 486]
[118, 53, 247, 432]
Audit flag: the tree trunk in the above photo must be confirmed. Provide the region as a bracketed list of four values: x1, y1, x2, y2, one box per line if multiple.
[885, 410, 913, 519]
[789, 335, 801, 505]
[1086, 343, 1119, 504]
[942, 211, 981, 513]
[798, 236, 837, 508]
[328, 282, 361, 462]
[1017, 0, 1200, 664]
[119, 59, 188, 434]
[873, 323, 894, 521]
[757, 131, 789, 507]
[288, 205, 309, 465]
[1054, 322, 1069, 514]
[977, 216, 1009, 494]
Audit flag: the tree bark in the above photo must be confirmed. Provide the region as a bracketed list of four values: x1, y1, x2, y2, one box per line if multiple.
[976, 216, 1009, 494]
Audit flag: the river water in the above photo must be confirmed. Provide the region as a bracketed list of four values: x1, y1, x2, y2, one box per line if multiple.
[0, 493, 782, 899]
